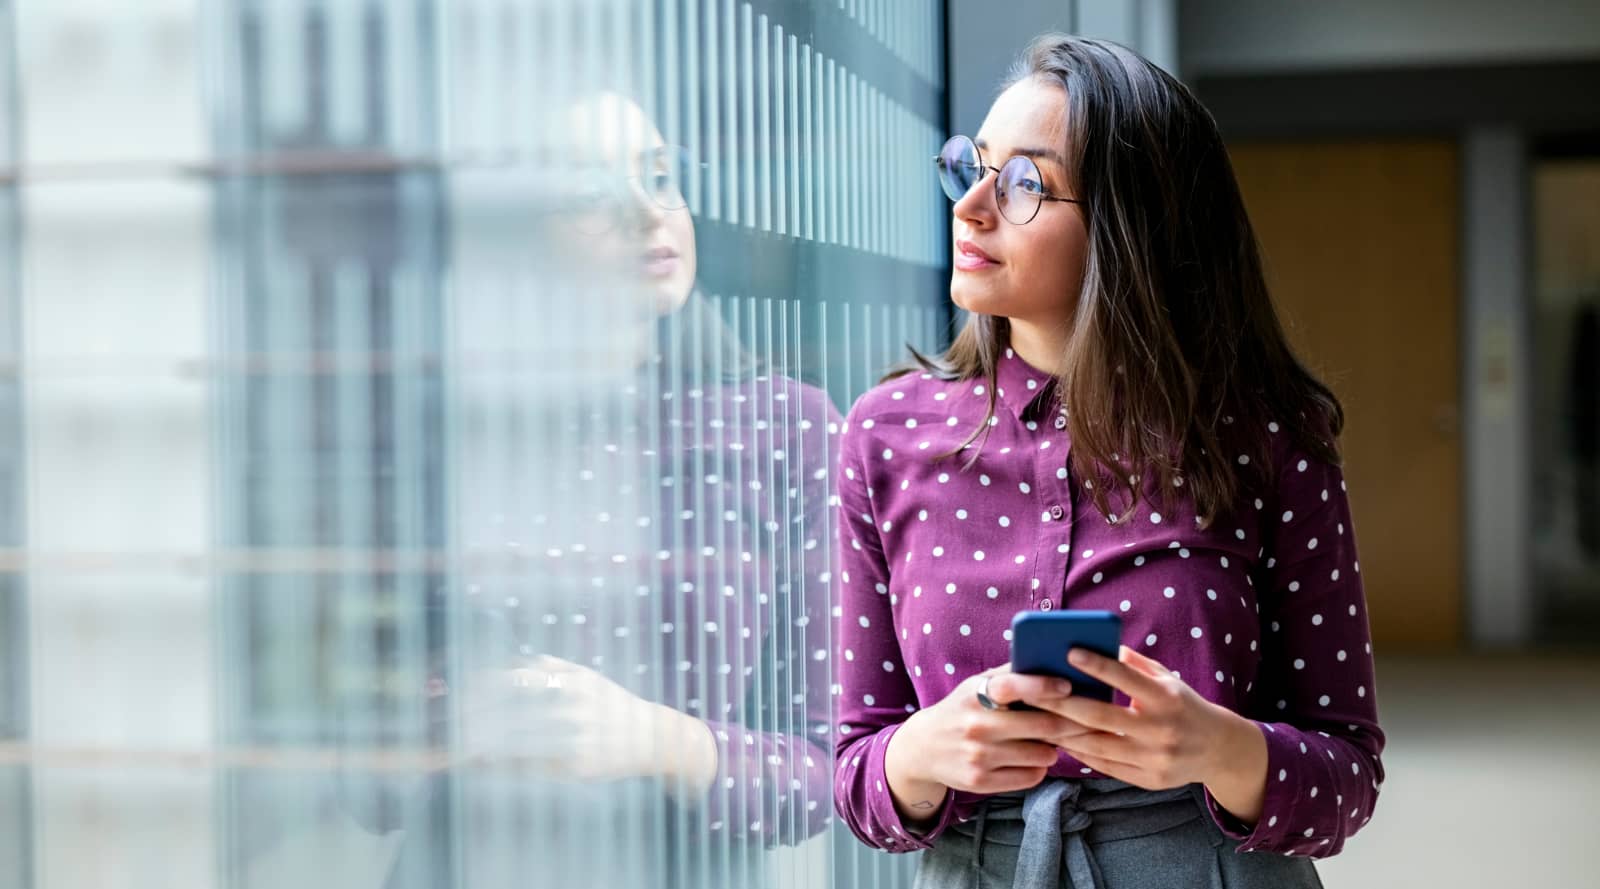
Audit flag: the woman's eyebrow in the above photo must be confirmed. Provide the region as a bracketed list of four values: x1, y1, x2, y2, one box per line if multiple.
[974, 137, 1065, 168]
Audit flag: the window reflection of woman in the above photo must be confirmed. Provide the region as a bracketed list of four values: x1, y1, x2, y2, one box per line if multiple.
[344, 93, 842, 889]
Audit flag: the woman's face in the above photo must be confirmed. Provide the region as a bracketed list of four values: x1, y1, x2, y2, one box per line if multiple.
[949, 77, 1087, 331]
[565, 93, 698, 317]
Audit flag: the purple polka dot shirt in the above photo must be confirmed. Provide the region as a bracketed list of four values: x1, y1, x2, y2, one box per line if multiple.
[831, 346, 1386, 858]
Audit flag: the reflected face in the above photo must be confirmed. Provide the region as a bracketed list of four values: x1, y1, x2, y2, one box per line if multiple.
[566, 93, 698, 317]
[949, 78, 1087, 331]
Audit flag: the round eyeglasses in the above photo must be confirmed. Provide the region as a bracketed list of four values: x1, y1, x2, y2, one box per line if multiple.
[573, 144, 703, 235]
[933, 134, 1080, 225]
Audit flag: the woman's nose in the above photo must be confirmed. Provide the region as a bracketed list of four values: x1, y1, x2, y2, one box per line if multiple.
[620, 178, 667, 230]
[952, 167, 997, 226]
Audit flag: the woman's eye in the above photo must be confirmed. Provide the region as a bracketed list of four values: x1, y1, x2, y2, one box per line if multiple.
[643, 170, 680, 195]
[1018, 178, 1045, 195]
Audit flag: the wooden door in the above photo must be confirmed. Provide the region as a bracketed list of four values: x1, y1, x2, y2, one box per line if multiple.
[1228, 140, 1462, 651]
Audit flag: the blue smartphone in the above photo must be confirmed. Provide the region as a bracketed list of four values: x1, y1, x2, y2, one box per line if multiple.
[1010, 611, 1123, 704]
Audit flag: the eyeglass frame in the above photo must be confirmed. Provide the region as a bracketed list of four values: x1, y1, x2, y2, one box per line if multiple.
[572, 144, 706, 235]
[932, 134, 1081, 225]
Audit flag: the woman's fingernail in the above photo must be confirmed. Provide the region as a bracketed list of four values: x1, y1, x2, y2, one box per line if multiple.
[1054, 679, 1074, 695]
[1068, 649, 1090, 666]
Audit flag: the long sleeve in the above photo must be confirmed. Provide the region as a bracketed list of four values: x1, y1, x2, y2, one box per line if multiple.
[1202, 440, 1387, 857]
[695, 381, 842, 848]
[830, 399, 959, 853]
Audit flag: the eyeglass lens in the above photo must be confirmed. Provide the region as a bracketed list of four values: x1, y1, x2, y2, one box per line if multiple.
[935, 135, 1046, 225]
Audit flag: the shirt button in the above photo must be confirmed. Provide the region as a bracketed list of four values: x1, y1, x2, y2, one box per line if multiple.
[1040, 599, 1053, 611]
[1054, 415, 1068, 430]
[1050, 505, 1065, 521]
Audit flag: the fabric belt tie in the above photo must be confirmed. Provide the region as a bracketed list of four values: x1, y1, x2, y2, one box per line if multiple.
[961, 778, 1208, 889]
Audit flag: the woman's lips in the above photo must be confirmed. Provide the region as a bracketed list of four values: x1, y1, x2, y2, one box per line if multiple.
[643, 246, 680, 278]
[955, 239, 999, 271]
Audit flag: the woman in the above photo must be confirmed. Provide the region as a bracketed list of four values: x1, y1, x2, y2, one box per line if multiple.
[832, 35, 1385, 887]
[341, 92, 841, 889]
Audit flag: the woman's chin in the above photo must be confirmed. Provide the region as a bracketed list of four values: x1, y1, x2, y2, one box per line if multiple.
[652, 280, 692, 317]
[950, 284, 1012, 318]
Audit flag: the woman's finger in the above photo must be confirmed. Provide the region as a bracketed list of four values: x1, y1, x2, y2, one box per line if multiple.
[982, 670, 1074, 708]
[1046, 720, 1099, 743]
[982, 738, 1064, 770]
[1119, 645, 1173, 679]
[978, 766, 1059, 794]
[533, 654, 585, 675]
[508, 667, 542, 689]
[1068, 750, 1148, 787]
[984, 709, 1086, 744]
[1066, 645, 1166, 700]
[1029, 694, 1140, 736]
[1055, 730, 1141, 766]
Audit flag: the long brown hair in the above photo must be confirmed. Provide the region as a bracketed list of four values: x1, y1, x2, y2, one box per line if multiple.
[892, 34, 1343, 526]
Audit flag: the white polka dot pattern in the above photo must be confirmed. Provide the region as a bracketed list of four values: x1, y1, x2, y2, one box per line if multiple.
[832, 348, 1384, 857]
[464, 371, 845, 849]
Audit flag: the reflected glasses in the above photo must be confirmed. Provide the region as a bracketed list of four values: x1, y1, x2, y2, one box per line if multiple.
[574, 144, 703, 234]
[628, 144, 698, 212]
[933, 134, 1080, 225]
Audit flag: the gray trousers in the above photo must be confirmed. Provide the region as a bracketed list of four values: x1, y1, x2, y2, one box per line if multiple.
[913, 779, 1324, 889]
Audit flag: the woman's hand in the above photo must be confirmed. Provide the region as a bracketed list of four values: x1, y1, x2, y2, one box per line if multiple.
[884, 666, 1093, 825]
[450, 656, 715, 796]
[519, 656, 717, 792]
[1030, 645, 1268, 823]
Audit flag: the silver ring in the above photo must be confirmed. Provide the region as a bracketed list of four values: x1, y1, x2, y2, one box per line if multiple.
[975, 675, 1000, 711]
[510, 668, 563, 691]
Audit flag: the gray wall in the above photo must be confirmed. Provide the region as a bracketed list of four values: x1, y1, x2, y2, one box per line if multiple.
[1181, 0, 1600, 75]
[947, 0, 1074, 138]
[947, 0, 1177, 138]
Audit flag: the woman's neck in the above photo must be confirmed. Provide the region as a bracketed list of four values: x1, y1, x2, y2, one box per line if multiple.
[1005, 317, 1070, 377]
[627, 322, 657, 372]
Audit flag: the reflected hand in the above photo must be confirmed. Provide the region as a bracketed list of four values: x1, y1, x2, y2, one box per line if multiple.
[450, 664, 558, 766]
[528, 655, 682, 782]
[449, 655, 717, 800]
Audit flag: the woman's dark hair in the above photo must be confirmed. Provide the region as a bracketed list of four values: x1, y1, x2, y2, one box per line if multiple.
[890, 34, 1343, 526]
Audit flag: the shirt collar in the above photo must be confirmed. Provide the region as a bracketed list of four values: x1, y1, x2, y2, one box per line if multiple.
[994, 346, 1060, 422]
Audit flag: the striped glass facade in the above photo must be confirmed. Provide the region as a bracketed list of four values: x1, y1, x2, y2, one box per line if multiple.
[0, 2, 949, 887]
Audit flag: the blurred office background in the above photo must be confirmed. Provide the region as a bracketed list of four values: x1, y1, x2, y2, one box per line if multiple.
[0, 1, 1595, 888]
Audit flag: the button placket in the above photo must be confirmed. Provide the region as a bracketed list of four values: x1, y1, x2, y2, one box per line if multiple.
[1053, 413, 1075, 608]
[1033, 416, 1074, 612]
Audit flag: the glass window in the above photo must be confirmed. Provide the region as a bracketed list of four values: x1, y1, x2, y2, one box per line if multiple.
[4, 2, 949, 887]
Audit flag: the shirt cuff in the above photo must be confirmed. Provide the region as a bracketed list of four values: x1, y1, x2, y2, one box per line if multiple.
[1201, 719, 1302, 854]
[696, 719, 770, 841]
[862, 722, 959, 852]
